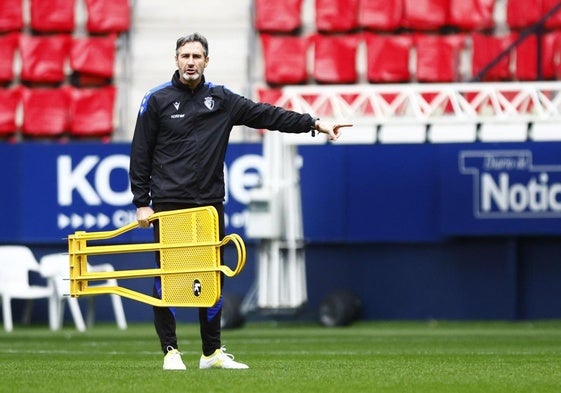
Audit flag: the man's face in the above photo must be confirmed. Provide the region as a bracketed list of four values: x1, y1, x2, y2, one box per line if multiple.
[176, 41, 208, 87]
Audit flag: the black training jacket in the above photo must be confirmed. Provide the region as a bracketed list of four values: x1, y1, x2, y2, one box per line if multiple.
[129, 71, 316, 207]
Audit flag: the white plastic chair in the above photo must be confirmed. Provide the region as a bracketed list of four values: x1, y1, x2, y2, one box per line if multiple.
[39, 253, 86, 332]
[40, 253, 127, 330]
[0, 245, 56, 332]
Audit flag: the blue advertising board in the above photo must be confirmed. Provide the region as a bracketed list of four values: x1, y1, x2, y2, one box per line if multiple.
[2, 141, 561, 244]
[439, 143, 561, 236]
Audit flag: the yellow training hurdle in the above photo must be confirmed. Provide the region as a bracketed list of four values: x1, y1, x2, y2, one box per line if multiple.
[68, 206, 246, 308]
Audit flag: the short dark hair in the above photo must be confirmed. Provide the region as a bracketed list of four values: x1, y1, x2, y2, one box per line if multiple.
[176, 33, 209, 57]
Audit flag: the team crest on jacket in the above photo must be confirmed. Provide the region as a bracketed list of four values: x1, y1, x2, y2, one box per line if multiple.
[204, 96, 214, 110]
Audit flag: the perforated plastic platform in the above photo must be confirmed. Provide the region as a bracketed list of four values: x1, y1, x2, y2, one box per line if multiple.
[68, 206, 246, 307]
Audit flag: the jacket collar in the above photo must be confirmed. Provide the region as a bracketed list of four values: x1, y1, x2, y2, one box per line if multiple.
[172, 70, 206, 92]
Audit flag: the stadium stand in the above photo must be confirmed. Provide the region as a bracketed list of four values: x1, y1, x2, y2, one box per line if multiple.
[0, 0, 130, 142]
[248, 0, 561, 143]
[4, 0, 561, 143]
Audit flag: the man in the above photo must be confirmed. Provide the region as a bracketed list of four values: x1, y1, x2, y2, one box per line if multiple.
[129, 32, 351, 371]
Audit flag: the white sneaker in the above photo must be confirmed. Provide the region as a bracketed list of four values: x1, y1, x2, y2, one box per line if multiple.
[163, 346, 186, 370]
[199, 346, 249, 369]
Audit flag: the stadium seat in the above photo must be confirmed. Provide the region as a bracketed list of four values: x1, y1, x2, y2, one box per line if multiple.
[515, 35, 538, 81]
[69, 86, 116, 138]
[540, 31, 561, 79]
[448, 0, 495, 31]
[0, 87, 21, 138]
[414, 34, 466, 82]
[0, 246, 55, 332]
[19, 34, 70, 85]
[312, 34, 359, 84]
[0, 32, 18, 84]
[506, 0, 542, 29]
[254, 0, 303, 33]
[365, 33, 412, 83]
[260, 34, 308, 85]
[40, 253, 127, 331]
[22, 87, 70, 138]
[0, 0, 23, 33]
[543, 0, 561, 30]
[315, 0, 360, 33]
[85, 0, 131, 34]
[70, 34, 116, 85]
[30, 0, 75, 33]
[471, 33, 516, 81]
[359, 0, 403, 31]
[402, 0, 448, 31]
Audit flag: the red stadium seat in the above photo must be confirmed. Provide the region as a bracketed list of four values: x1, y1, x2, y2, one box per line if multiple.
[85, 0, 131, 34]
[312, 34, 359, 84]
[30, 0, 75, 33]
[543, 0, 561, 30]
[415, 34, 466, 82]
[254, 0, 303, 33]
[365, 33, 412, 83]
[541, 30, 561, 79]
[19, 34, 70, 85]
[22, 87, 70, 138]
[359, 0, 403, 31]
[471, 33, 515, 81]
[449, 0, 495, 31]
[515, 35, 538, 81]
[506, 0, 542, 29]
[260, 34, 308, 85]
[69, 86, 116, 138]
[402, 0, 448, 31]
[70, 34, 116, 85]
[0, 0, 23, 33]
[0, 87, 21, 138]
[315, 0, 360, 33]
[0, 32, 18, 84]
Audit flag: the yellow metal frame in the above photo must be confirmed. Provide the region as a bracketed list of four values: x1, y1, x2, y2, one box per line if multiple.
[68, 206, 246, 308]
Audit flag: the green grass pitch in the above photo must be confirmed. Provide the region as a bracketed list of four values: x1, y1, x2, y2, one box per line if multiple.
[1, 320, 560, 393]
